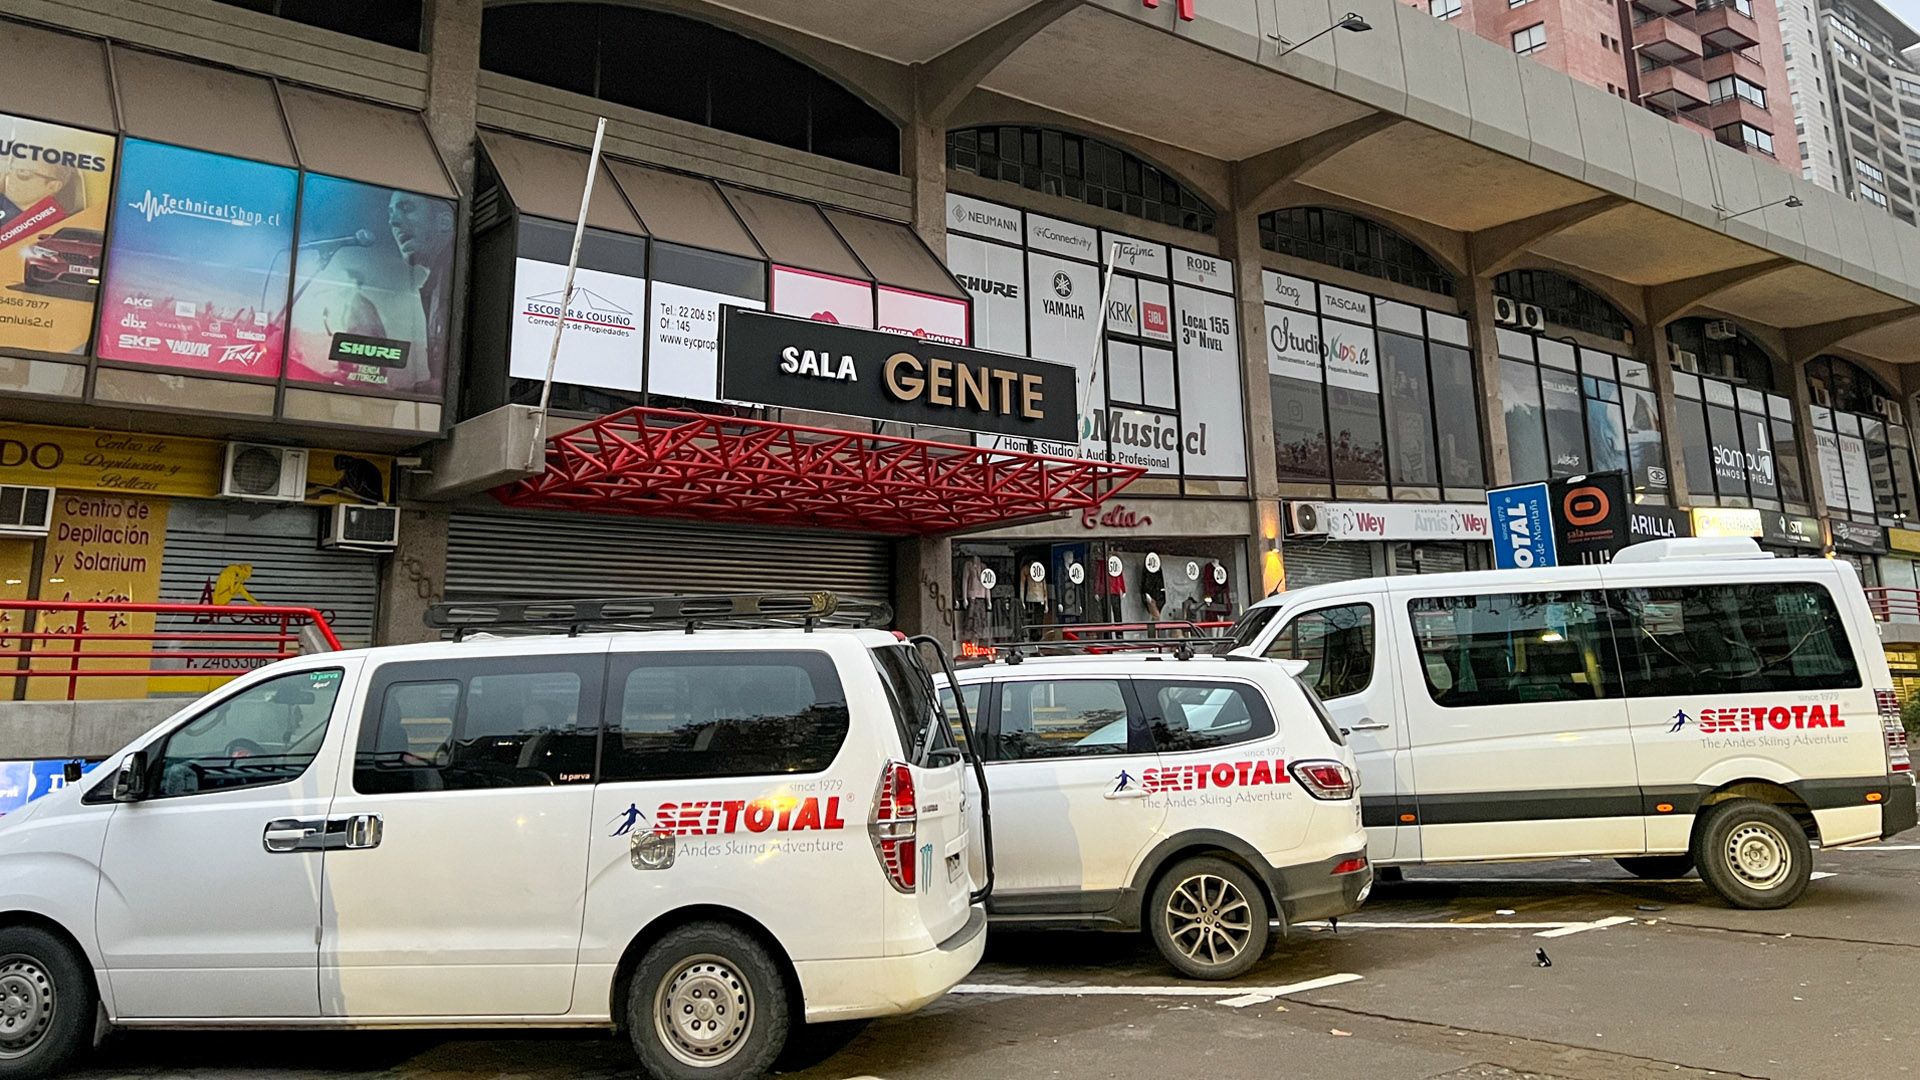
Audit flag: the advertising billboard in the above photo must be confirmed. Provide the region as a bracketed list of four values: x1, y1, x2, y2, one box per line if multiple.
[0, 113, 115, 355]
[508, 259, 647, 392]
[769, 265, 872, 327]
[285, 175, 455, 396]
[97, 139, 297, 375]
[1487, 483, 1557, 569]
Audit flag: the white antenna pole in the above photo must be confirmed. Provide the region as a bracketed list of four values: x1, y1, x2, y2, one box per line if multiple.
[1085, 241, 1122, 445]
[527, 116, 608, 471]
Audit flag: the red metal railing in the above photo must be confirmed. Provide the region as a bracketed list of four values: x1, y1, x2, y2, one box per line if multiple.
[1865, 588, 1920, 623]
[0, 600, 342, 701]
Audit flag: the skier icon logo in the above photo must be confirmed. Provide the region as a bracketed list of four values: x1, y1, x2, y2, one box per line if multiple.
[609, 803, 648, 836]
[1668, 709, 1692, 733]
[1112, 769, 1135, 794]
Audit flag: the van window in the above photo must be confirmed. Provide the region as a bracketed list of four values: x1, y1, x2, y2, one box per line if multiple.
[1219, 606, 1279, 653]
[153, 668, 344, 798]
[872, 644, 956, 762]
[602, 651, 849, 782]
[997, 679, 1135, 759]
[938, 683, 985, 754]
[1410, 591, 1620, 707]
[1612, 582, 1859, 695]
[355, 658, 602, 793]
[1265, 604, 1374, 700]
[1141, 680, 1275, 754]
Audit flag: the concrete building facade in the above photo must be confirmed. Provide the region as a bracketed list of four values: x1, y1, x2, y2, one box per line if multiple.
[1784, 0, 1920, 224]
[7, 0, 1920, 765]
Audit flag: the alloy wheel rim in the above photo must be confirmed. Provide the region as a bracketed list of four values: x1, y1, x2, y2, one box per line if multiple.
[1725, 821, 1793, 890]
[1165, 873, 1254, 967]
[0, 954, 54, 1061]
[654, 954, 754, 1068]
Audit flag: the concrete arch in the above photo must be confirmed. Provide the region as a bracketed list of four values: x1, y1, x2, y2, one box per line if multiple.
[943, 117, 1229, 223]
[479, 0, 915, 127]
[1254, 203, 1465, 296]
[1489, 260, 1646, 345]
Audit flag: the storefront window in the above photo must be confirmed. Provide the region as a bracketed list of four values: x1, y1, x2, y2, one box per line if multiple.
[1671, 371, 1792, 511]
[1492, 269, 1633, 343]
[947, 127, 1217, 235]
[951, 539, 1246, 648]
[1666, 317, 1775, 389]
[1258, 208, 1455, 296]
[1806, 354, 1919, 525]
[1262, 273, 1482, 500]
[1500, 331, 1666, 498]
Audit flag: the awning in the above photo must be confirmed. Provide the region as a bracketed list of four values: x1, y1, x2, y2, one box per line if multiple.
[0, 20, 113, 132]
[494, 407, 1143, 534]
[280, 86, 456, 198]
[477, 129, 644, 235]
[110, 45, 297, 166]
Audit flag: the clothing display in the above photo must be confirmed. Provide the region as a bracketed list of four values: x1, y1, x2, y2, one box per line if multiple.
[1141, 564, 1166, 610]
[1022, 562, 1048, 603]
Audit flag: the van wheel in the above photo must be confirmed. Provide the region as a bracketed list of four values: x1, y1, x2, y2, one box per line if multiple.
[627, 923, 789, 1080]
[1148, 856, 1270, 980]
[1614, 855, 1694, 879]
[0, 925, 94, 1080]
[1692, 800, 1812, 910]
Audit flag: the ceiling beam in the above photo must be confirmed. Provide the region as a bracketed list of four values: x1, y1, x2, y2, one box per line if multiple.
[915, 0, 1081, 122]
[1233, 114, 1403, 213]
[1782, 306, 1920, 361]
[1466, 196, 1628, 279]
[1644, 258, 1794, 328]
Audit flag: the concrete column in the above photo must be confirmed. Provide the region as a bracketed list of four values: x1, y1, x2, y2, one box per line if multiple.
[421, 0, 483, 189]
[1786, 359, 1834, 519]
[1463, 269, 1512, 487]
[904, 92, 948, 253]
[894, 535, 956, 645]
[1220, 170, 1278, 502]
[376, 504, 450, 646]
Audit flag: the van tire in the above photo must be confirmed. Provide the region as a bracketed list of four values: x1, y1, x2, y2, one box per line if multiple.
[1147, 856, 1270, 980]
[0, 925, 94, 1080]
[1614, 855, 1694, 879]
[1692, 800, 1812, 910]
[627, 923, 790, 1080]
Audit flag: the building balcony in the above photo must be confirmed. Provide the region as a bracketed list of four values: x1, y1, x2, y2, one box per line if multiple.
[1699, 96, 1773, 132]
[1701, 51, 1747, 82]
[1695, 3, 1760, 50]
[1635, 16, 1703, 64]
[1632, 0, 1695, 18]
[1641, 64, 1712, 111]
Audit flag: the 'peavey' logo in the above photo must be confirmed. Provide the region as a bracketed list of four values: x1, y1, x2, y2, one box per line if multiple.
[1671, 704, 1848, 734]
[650, 796, 847, 836]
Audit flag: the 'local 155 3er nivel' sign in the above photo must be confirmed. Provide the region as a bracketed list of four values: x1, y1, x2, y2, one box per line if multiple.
[718, 308, 1078, 442]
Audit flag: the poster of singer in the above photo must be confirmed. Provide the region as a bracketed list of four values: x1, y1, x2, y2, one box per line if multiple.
[283, 174, 454, 397]
[0, 112, 116, 355]
[96, 138, 297, 374]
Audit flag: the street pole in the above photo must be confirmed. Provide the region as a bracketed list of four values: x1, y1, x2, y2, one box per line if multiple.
[527, 115, 608, 472]
[1086, 240, 1121, 455]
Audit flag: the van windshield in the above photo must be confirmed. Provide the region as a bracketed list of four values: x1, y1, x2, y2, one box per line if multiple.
[1215, 606, 1279, 654]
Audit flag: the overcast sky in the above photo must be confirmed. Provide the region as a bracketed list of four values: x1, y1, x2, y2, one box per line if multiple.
[1876, 0, 1920, 41]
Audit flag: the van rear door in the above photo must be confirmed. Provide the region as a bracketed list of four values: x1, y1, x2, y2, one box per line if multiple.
[872, 643, 974, 945]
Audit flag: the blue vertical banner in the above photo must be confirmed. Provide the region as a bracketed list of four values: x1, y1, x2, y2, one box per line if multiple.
[1487, 483, 1558, 569]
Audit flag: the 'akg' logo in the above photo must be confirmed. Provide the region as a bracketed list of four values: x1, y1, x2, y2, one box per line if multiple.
[1052, 272, 1073, 298]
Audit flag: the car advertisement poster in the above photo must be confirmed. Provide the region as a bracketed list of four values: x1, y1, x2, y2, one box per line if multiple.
[285, 175, 455, 397]
[0, 113, 115, 355]
[508, 259, 648, 392]
[876, 285, 969, 345]
[97, 139, 298, 376]
[769, 265, 873, 328]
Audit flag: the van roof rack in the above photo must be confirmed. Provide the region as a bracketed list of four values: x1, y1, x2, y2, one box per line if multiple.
[425, 591, 893, 640]
[980, 629, 1236, 666]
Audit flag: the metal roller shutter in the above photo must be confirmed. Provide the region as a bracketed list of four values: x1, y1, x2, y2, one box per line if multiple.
[1395, 542, 1469, 576]
[1279, 540, 1374, 591]
[159, 500, 382, 649]
[446, 512, 895, 605]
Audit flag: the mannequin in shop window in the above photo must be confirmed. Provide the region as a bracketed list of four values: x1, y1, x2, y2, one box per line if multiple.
[1204, 560, 1231, 621]
[1141, 554, 1167, 624]
[961, 555, 991, 642]
[1022, 560, 1048, 634]
[1058, 554, 1084, 622]
[1103, 556, 1126, 623]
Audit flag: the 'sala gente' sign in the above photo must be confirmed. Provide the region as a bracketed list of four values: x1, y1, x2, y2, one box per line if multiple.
[718, 308, 1077, 441]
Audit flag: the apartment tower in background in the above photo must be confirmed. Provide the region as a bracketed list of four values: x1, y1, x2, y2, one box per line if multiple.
[1406, 0, 1802, 173]
[1783, 0, 1920, 223]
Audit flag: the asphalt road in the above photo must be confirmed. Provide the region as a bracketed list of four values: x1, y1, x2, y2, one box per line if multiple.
[69, 827, 1920, 1080]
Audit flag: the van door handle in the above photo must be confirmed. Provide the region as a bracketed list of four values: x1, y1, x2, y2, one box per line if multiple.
[1349, 721, 1391, 732]
[339, 813, 383, 850]
[262, 818, 326, 853]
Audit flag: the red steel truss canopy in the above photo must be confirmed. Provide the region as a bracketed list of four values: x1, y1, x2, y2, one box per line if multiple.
[493, 406, 1145, 534]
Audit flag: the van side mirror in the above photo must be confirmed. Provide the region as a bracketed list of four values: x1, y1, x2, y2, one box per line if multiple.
[62, 760, 82, 783]
[113, 751, 151, 802]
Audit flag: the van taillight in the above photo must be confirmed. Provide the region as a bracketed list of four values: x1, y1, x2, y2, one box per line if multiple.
[1879, 690, 1911, 774]
[1290, 760, 1357, 800]
[869, 761, 919, 893]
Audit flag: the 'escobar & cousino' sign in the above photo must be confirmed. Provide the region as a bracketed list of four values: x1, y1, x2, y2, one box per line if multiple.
[718, 308, 1077, 441]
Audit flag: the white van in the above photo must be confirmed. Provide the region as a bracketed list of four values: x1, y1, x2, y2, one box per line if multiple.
[945, 650, 1368, 979]
[0, 594, 986, 1080]
[1228, 538, 1917, 909]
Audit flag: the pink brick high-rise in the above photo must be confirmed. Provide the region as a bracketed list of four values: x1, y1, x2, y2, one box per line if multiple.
[1403, 0, 1801, 174]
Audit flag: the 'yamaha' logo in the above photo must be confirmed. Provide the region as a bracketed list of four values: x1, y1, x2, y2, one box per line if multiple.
[1053, 272, 1073, 298]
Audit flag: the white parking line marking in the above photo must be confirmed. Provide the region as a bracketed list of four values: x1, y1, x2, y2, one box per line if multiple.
[1297, 920, 1580, 930]
[1810, 871, 1838, 880]
[1830, 844, 1920, 851]
[1533, 916, 1635, 938]
[952, 972, 1362, 1002]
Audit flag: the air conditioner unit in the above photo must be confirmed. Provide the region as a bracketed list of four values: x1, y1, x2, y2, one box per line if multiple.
[1811, 385, 1833, 407]
[1704, 319, 1738, 341]
[1519, 303, 1547, 332]
[222, 442, 308, 502]
[1493, 296, 1520, 326]
[1675, 349, 1700, 373]
[324, 503, 400, 552]
[1873, 394, 1905, 424]
[1285, 501, 1326, 538]
[0, 485, 53, 537]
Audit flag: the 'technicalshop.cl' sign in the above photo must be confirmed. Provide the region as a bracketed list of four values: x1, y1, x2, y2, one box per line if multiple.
[718, 308, 1078, 441]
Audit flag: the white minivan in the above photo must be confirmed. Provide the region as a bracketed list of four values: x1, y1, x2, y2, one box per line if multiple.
[0, 595, 986, 1080]
[1228, 538, 1917, 909]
